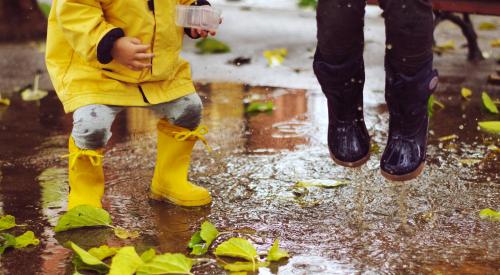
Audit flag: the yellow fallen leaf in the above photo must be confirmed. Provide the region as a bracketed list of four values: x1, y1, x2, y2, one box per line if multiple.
[459, 159, 482, 166]
[433, 40, 455, 54]
[438, 134, 458, 142]
[263, 48, 288, 67]
[460, 87, 472, 100]
[491, 39, 500, 48]
[0, 97, 10, 106]
[20, 74, 48, 101]
[479, 21, 497, 31]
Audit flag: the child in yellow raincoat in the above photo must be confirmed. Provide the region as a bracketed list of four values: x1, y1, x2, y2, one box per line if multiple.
[45, 0, 217, 209]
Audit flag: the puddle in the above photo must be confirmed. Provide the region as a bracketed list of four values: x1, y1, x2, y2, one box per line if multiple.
[0, 82, 498, 274]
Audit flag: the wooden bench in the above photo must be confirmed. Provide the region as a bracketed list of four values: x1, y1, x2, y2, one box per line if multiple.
[367, 0, 500, 61]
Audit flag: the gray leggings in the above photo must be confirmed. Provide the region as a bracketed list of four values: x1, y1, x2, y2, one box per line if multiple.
[72, 93, 203, 150]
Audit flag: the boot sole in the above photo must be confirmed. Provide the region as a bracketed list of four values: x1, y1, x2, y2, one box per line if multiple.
[149, 192, 212, 207]
[381, 162, 425, 181]
[330, 151, 370, 168]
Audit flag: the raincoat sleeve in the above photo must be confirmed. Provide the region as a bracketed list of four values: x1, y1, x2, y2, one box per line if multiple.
[56, 0, 124, 64]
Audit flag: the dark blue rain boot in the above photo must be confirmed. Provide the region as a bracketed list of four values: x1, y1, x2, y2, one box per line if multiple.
[313, 51, 370, 167]
[381, 60, 438, 181]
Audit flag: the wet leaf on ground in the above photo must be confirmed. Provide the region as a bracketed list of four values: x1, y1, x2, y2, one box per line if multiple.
[491, 39, 500, 48]
[13, 231, 40, 248]
[245, 102, 274, 113]
[438, 134, 458, 142]
[263, 48, 288, 67]
[223, 260, 269, 272]
[39, 2, 51, 17]
[294, 179, 350, 189]
[267, 239, 289, 262]
[214, 238, 257, 263]
[461, 87, 472, 100]
[298, 0, 318, 9]
[140, 248, 156, 263]
[109, 247, 144, 275]
[481, 92, 499, 114]
[69, 241, 109, 274]
[0, 97, 10, 106]
[113, 226, 140, 239]
[433, 40, 455, 54]
[458, 159, 482, 166]
[136, 253, 193, 275]
[370, 143, 381, 154]
[479, 21, 497, 30]
[0, 215, 17, 231]
[54, 205, 112, 232]
[479, 208, 500, 222]
[88, 245, 119, 260]
[196, 38, 231, 54]
[478, 121, 500, 135]
[428, 95, 445, 117]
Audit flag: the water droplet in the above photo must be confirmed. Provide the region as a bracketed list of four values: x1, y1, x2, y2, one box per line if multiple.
[386, 44, 393, 50]
[351, 78, 356, 82]
[459, 125, 464, 130]
[347, 3, 352, 7]
[462, 114, 467, 119]
[402, 4, 406, 8]
[357, 106, 362, 111]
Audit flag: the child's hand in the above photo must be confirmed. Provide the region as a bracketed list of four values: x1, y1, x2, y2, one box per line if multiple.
[190, 28, 217, 39]
[111, 37, 154, 71]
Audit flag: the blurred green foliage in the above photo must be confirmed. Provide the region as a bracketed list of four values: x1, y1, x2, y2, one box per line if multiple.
[298, 0, 318, 9]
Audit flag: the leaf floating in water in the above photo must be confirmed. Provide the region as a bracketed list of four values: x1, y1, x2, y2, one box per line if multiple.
[479, 208, 500, 222]
[491, 39, 500, 48]
[0, 215, 17, 231]
[108, 247, 144, 275]
[428, 95, 445, 117]
[54, 205, 112, 232]
[0, 233, 17, 255]
[267, 239, 289, 262]
[245, 101, 274, 113]
[481, 92, 499, 114]
[438, 134, 458, 142]
[195, 38, 231, 54]
[214, 237, 258, 263]
[263, 48, 288, 67]
[223, 261, 269, 272]
[479, 21, 497, 30]
[460, 87, 472, 100]
[478, 121, 500, 135]
[0, 228, 39, 254]
[69, 241, 110, 274]
[113, 226, 140, 240]
[13, 231, 40, 248]
[294, 179, 350, 189]
[136, 253, 193, 275]
[188, 221, 219, 255]
[88, 245, 119, 260]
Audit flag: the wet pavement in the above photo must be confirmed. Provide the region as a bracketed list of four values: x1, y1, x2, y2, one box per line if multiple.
[0, 76, 499, 274]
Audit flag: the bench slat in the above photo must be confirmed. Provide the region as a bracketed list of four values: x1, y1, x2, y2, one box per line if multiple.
[366, 0, 500, 16]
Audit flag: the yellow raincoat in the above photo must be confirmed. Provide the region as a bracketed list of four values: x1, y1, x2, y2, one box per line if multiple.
[46, 0, 197, 113]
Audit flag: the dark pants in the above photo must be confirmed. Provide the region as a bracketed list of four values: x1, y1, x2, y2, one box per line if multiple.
[315, 0, 434, 75]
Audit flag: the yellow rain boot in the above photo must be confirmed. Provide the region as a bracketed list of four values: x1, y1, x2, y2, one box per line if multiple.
[65, 137, 105, 209]
[150, 119, 212, 206]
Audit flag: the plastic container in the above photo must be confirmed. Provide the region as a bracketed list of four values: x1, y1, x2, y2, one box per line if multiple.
[175, 5, 222, 31]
